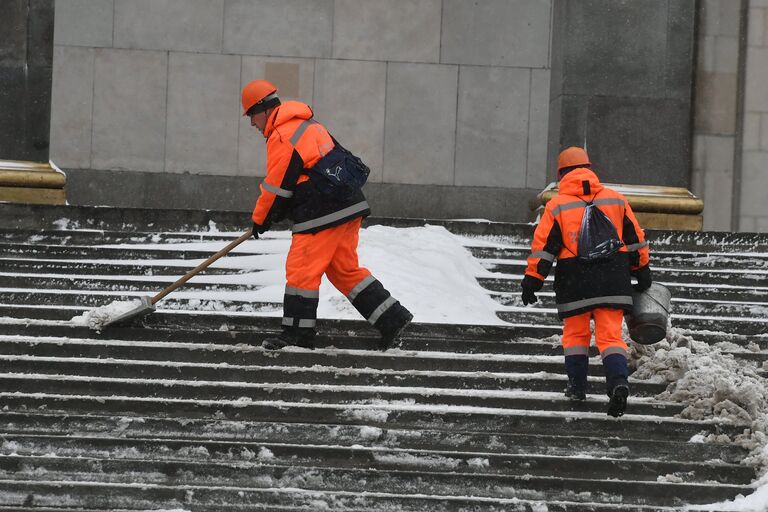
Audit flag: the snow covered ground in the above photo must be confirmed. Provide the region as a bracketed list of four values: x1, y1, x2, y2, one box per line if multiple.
[12, 222, 768, 510]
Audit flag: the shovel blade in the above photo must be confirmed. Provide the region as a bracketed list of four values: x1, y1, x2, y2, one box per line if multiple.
[101, 296, 156, 328]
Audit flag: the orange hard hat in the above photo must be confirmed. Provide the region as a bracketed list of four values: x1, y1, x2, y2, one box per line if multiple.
[241, 79, 279, 116]
[557, 147, 590, 173]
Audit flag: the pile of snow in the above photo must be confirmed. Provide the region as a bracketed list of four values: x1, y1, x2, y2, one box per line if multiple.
[69, 299, 146, 330]
[77, 225, 506, 325]
[631, 327, 768, 512]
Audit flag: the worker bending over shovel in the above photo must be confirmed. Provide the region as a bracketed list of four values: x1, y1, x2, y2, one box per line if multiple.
[521, 147, 652, 417]
[241, 79, 412, 351]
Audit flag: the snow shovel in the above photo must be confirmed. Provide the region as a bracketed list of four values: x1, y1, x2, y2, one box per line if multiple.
[93, 229, 254, 329]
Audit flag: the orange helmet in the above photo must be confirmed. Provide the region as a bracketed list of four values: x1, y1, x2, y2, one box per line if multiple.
[557, 147, 590, 178]
[241, 79, 280, 116]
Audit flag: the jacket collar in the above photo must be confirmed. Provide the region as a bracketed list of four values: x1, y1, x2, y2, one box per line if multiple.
[263, 101, 314, 139]
[558, 167, 604, 198]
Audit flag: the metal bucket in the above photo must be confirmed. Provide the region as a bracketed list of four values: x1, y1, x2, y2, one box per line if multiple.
[626, 283, 671, 345]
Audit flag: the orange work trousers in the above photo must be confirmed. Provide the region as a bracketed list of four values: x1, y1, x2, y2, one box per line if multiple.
[562, 308, 628, 359]
[286, 217, 371, 296]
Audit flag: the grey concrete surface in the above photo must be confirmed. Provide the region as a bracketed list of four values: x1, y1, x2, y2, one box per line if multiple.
[527, 69, 551, 189]
[50, 46, 94, 169]
[585, 96, 690, 187]
[455, 66, 530, 188]
[91, 49, 167, 172]
[333, 0, 441, 63]
[384, 62, 458, 186]
[745, 47, 768, 112]
[223, 0, 333, 58]
[559, 0, 668, 98]
[313, 59, 387, 184]
[166, 52, 240, 175]
[53, 0, 113, 48]
[441, 0, 551, 68]
[549, 0, 695, 188]
[62, 168, 537, 222]
[114, 0, 223, 53]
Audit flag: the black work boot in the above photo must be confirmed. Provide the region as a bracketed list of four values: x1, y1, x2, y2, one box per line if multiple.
[607, 384, 629, 418]
[374, 302, 413, 351]
[602, 353, 630, 417]
[563, 355, 588, 401]
[564, 380, 587, 401]
[262, 327, 315, 350]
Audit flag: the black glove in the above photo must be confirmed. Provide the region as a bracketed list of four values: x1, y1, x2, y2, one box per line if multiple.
[521, 275, 544, 306]
[252, 222, 268, 239]
[633, 265, 652, 292]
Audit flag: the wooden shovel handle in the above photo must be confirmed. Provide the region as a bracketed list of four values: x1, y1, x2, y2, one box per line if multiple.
[151, 229, 254, 305]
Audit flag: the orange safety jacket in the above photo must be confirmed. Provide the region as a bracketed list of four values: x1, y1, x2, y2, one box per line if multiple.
[525, 167, 650, 319]
[251, 101, 370, 234]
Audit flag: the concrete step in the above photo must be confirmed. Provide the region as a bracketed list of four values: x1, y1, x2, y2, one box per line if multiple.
[0, 395, 744, 442]
[0, 354, 669, 397]
[0, 275, 259, 293]
[478, 276, 768, 303]
[0, 479, 714, 511]
[0, 372, 684, 417]
[468, 246, 768, 270]
[0, 455, 752, 508]
[0, 227, 239, 245]
[1, 412, 748, 464]
[0, 334, 665, 385]
[0, 291, 281, 313]
[0, 242, 261, 261]
[3, 436, 751, 485]
[0, 257, 241, 275]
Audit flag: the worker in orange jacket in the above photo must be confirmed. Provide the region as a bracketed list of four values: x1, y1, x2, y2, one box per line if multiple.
[241, 79, 412, 351]
[522, 147, 652, 417]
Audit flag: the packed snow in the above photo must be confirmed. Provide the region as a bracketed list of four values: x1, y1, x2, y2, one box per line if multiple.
[70, 298, 148, 330]
[69, 225, 507, 326]
[631, 326, 768, 512]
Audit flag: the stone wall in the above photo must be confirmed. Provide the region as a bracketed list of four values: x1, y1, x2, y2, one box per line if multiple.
[50, 0, 552, 221]
[690, 0, 743, 232]
[548, 0, 696, 187]
[0, 0, 55, 162]
[740, 0, 768, 232]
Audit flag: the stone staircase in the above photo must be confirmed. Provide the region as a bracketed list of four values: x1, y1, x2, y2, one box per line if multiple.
[0, 204, 766, 511]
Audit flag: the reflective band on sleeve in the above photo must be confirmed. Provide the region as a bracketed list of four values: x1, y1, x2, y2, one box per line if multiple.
[556, 295, 634, 314]
[290, 119, 317, 146]
[600, 346, 628, 359]
[367, 296, 397, 325]
[281, 317, 293, 327]
[292, 201, 370, 233]
[285, 286, 320, 299]
[626, 241, 649, 251]
[531, 251, 555, 262]
[563, 346, 590, 356]
[261, 181, 294, 198]
[348, 275, 376, 301]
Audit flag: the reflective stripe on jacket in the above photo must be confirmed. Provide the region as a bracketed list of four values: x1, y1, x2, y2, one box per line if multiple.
[525, 167, 651, 318]
[251, 101, 370, 234]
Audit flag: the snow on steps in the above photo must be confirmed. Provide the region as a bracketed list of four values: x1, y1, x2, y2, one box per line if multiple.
[0, 203, 765, 511]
